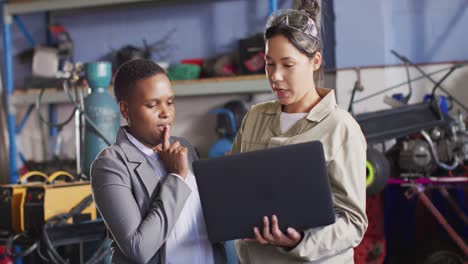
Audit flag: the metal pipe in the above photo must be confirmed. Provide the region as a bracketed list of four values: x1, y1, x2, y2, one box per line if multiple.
[75, 86, 84, 179]
[45, 12, 59, 143]
[348, 67, 363, 113]
[18, 151, 26, 165]
[15, 104, 34, 134]
[391, 50, 467, 112]
[417, 189, 468, 256]
[2, 8, 23, 264]
[2, 13, 19, 184]
[269, 0, 278, 15]
[439, 187, 468, 225]
[49, 104, 58, 158]
[420, 130, 459, 171]
[12, 15, 35, 47]
[75, 105, 82, 178]
[354, 65, 466, 104]
[387, 177, 468, 185]
[403, 62, 412, 102]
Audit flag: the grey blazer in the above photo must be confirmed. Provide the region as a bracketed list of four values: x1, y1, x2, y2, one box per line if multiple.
[91, 127, 226, 264]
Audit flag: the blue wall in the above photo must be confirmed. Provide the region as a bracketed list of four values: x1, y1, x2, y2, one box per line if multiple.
[56, 1, 272, 63]
[335, 0, 468, 68]
[4, 0, 467, 82]
[2, 0, 294, 87]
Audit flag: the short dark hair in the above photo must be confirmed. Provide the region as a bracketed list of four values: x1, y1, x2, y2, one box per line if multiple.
[113, 59, 166, 102]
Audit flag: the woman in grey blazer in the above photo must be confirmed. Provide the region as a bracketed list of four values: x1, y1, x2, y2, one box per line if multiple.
[91, 59, 225, 264]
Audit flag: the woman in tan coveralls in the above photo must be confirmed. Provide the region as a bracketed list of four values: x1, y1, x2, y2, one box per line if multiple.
[231, 1, 368, 263]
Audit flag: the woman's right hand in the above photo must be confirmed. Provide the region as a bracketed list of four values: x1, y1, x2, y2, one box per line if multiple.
[154, 126, 188, 179]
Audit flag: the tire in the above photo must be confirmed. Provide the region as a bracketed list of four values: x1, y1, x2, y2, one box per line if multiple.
[366, 147, 390, 195]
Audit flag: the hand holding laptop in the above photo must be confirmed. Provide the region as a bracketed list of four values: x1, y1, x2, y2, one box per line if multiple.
[245, 214, 303, 248]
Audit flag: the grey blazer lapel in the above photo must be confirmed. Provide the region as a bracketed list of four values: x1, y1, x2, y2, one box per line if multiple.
[135, 160, 159, 198]
[116, 127, 158, 197]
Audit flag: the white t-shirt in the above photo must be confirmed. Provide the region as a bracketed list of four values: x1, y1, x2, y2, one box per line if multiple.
[280, 112, 308, 134]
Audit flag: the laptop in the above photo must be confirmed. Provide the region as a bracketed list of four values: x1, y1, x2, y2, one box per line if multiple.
[193, 141, 335, 243]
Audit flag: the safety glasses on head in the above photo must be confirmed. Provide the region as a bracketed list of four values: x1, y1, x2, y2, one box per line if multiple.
[266, 9, 319, 41]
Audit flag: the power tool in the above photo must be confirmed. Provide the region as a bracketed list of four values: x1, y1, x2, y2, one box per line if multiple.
[22, 180, 96, 235]
[0, 171, 48, 236]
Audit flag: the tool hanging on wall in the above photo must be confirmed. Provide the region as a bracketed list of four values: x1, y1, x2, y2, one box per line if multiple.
[96, 30, 176, 71]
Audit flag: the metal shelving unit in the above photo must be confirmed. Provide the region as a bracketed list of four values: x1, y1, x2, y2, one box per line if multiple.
[1, 0, 274, 183]
[4, 0, 154, 14]
[3, 0, 235, 15]
[11, 75, 271, 105]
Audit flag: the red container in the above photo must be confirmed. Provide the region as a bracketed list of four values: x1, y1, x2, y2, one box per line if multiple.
[181, 58, 203, 66]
